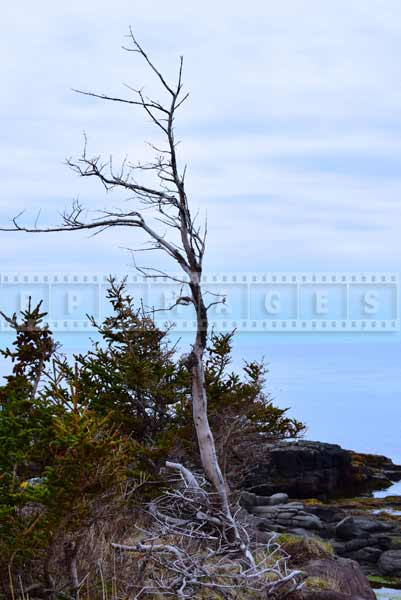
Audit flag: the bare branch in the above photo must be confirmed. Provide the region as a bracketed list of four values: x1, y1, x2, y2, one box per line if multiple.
[124, 28, 176, 96]
[165, 461, 203, 493]
[72, 88, 169, 113]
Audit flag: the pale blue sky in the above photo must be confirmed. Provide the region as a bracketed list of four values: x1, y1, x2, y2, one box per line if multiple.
[1, 1, 401, 461]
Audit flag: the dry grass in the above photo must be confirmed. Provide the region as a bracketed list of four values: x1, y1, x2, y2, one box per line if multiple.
[304, 575, 341, 593]
[276, 534, 333, 567]
[3, 511, 301, 599]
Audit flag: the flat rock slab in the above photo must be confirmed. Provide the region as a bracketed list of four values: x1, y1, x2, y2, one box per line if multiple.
[251, 502, 304, 515]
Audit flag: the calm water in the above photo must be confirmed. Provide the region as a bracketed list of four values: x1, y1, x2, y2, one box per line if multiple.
[0, 330, 400, 465]
[375, 589, 401, 600]
[373, 481, 401, 498]
[231, 335, 401, 465]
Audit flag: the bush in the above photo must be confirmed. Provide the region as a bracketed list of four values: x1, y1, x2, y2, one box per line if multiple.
[0, 299, 138, 596]
[0, 281, 304, 597]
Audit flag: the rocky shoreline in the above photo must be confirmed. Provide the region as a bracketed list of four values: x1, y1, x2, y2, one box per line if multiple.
[241, 441, 401, 599]
[243, 440, 401, 499]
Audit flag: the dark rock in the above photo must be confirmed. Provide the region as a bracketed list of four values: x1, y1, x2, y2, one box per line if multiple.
[378, 549, 401, 575]
[292, 514, 323, 530]
[251, 501, 303, 516]
[369, 473, 393, 488]
[304, 557, 376, 600]
[350, 451, 401, 490]
[384, 468, 401, 482]
[243, 440, 353, 498]
[308, 505, 346, 523]
[332, 537, 371, 555]
[269, 492, 290, 505]
[238, 490, 257, 510]
[352, 517, 394, 534]
[252, 517, 287, 533]
[346, 546, 382, 563]
[240, 440, 401, 579]
[277, 510, 298, 520]
[321, 525, 337, 540]
[243, 440, 401, 499]
[373, 535, 392, 551]
[251, 505, 279, 516]
[239, 490, 289, 510]
[336, 516, 355, 541]
[250, 501, 323, 530]
[286, 502, 306, 510]
[303, 593, 370, 600]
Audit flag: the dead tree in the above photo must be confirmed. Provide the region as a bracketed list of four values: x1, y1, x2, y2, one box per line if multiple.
[1, 32, 302, 593]
[1, 30, 239, 538]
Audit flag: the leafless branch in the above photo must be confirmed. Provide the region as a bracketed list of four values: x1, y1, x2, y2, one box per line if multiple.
[111, 471, 303, 599]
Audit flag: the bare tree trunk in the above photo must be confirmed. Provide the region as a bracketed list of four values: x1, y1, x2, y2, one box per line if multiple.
[190, 280, 231, 516]
[64, 539, 80, 595]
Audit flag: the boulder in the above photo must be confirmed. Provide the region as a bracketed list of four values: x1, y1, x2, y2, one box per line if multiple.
[238, 490, 257, 511]
[250, 502, 323, 530]
[269, 492, 289, 505]
[346, 546, 382, 563]
[352, 517, 394, 534]
[374, 535, 392, 551]
[251, 502, 303, 516]
[303, 593, 370, 600]
[304, 557, 376, 600]
[251, 505, 279, 516]
[243, 440, 353, 498]
[378, 549, 401, 575]
[332, 537, 371, 556]
[308, 505, 346, 523]
[333, 515, 393, 543]
[239, 490, 289, 510]
[292, 514, 323, 530]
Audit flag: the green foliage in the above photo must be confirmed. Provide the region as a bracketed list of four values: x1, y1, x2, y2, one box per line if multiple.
[0, 280, 304, 595]
[61, 279, 186, 436]
[57, 280, 304, 482]
[0, 301, 56, 557]
[0, 299, 136, 594]
[39, 377, 135, 533]
[51, 279, 304, 480]
[368, 574, 401, 588]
